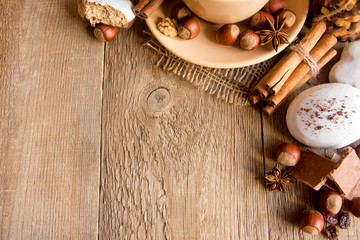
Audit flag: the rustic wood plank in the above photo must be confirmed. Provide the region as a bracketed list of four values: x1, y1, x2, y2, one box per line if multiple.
[0, 0, 103, 238]
[262, 43, 360, 240]
[99, 21, 269, 239]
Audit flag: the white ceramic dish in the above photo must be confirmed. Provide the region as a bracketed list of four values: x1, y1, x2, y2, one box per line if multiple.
[145, 0, 309, 68]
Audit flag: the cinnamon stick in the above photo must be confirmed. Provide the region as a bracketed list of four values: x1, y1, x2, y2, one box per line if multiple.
[251, 21, 327, 103]
[251, 71, 272, 101]
[134, 0, 165, 19]
[249, 93, 262, 104]
[133, 0, 151, 14]
[255, 84, 270, 100]
[263, 48, 337, 116]
[270, 34, 337, 95]
[264, 21, 327, 89]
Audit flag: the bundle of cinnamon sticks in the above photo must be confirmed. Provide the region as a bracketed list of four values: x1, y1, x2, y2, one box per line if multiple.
[134, 0, 164, 19]
[250, 21, 338, 115]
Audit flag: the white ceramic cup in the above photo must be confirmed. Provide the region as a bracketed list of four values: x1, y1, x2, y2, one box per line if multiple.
[183, 0, 269, 24]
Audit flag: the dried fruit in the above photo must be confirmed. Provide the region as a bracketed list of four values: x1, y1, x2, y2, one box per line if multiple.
[325, 224, 339, 240]
[323, 215, 338, 225]
[338, 212, 351, 229]
[265, 166, 293, 192]
[349, 197, 360, 217]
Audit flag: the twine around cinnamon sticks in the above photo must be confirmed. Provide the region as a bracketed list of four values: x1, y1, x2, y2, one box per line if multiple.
[134, 0, 164, 19]
[250, 21, 338, 115]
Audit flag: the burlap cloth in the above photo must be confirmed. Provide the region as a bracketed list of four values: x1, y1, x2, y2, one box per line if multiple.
[143, 30, 281, 105]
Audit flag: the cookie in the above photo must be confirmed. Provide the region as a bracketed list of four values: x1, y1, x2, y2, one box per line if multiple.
[329, 40, 360, 89]
[313, 0, 360, 41]
[78, 0, 135, 28]
[333, 23, 360, 40]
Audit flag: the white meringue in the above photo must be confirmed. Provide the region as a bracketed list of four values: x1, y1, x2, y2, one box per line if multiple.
[87, 0, 135, 22]
[286, 83, 360, 149]
[329, 40, 360, 89]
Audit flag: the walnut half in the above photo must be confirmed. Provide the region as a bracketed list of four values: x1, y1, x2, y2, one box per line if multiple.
[157, 17, 178, 37]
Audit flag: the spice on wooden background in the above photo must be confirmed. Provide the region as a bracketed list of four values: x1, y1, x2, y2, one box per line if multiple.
[256, 16, 290, 52]
[265, 165, 293, 192]
[263, 48, 337, 115]
[251, 21, 327, 101]
[134, 0, 165, 19]
[249, 20, 338, 115]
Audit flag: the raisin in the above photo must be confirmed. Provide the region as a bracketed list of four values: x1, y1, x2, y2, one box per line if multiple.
[338, 212, 351, 229]
[324, 215, 338, 225]
[325, 224, 339, 240]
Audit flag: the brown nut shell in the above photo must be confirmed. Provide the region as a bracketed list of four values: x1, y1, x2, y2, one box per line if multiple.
[299, 210, 324, 235]
[355, 144, 360, 157]
[171, 3, 192, 21]
[127, 18, 136, 28]
[274, 143, 301, 166]
[238, 29, 260, 51]
[263, 0, 286, 13]
[250, 11, 275, 30]
[317, 190, 343, 216]
[277, 9, 297, 29]
[216, 24, 240, 46]
[93, 24, 118, 42]
[178, 16, 200, 40]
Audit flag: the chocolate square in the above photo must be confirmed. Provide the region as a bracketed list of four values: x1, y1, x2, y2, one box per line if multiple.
[328, 147, 360, 200]
[289, 150, 337, 190]
[324, 153, 343, 192]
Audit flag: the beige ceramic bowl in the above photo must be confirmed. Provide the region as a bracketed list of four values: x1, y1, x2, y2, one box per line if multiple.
[183, 0, 269, 24]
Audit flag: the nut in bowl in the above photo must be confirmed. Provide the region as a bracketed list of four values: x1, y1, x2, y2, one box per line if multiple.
[145, 0, 309, 68]
[183, 0, 268, 24]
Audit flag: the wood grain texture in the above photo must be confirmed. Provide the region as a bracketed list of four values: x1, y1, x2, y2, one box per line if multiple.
[2, 1, 360, 239]
[99, 21, 269, 240]
[262, 42, 360, 240]
[0, 0, 103, 238]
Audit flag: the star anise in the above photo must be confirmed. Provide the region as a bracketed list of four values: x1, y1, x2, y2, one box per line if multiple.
[256, 16, 290, 52]
[265, 165, 293, 192]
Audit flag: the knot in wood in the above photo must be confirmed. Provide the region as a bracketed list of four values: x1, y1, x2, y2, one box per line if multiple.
[146, 87, 171, 113]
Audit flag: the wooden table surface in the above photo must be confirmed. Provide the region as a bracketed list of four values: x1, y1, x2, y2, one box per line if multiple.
[1, 0, 359, 239]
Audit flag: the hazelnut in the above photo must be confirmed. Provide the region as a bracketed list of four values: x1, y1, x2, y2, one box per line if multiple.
[238, 29, 260, 51]
[127, 18, 136, 28]
[171, 3, 192, 21]
[299, 210, 324, 235]
[216, 24, 240, 46]
[178, 16, 200, 40]
[355, 144, 360, 157]
[274, 143, 301, 166]
[317, 190, 343, 216]
[277, 9, 297, 28]
[263, 0, 286, 13]
[93, 24, 118, 42]
[349, 197, 360, 218]
[250, 11, 275, 30]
